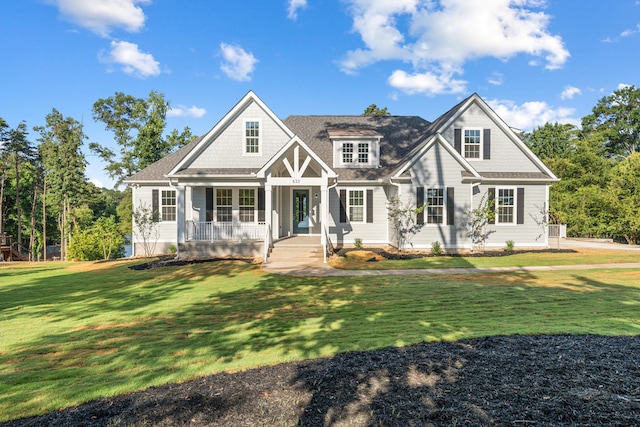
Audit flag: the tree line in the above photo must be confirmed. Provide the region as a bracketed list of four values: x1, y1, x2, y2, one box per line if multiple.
[522, 85, 640, 244]
[0, 91, 194, 261]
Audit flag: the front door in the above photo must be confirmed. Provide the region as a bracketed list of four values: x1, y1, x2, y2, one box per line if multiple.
[293, 189, 310, 234]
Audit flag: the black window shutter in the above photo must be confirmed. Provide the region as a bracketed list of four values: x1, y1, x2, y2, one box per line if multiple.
[339, 189, 347, 223]
[258, 187, 265, 223]
[366, 189, 373, 223]
[416, 187, 424, 225]
[205, 188, 213, 222]
[446, 187, 455, 225]
[517, 187, 525, 225]
[454, 128, 462, 154]
[152, 189, 159, 222]
[487, 187, 495, 224]
[483, 129, 491, 160]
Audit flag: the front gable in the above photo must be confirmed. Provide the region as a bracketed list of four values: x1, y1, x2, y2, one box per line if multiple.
[169, 91, 294, 177]
[437, 94, 558, 179]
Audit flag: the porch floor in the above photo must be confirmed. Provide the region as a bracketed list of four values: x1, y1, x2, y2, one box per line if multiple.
[274, 235, 321, 247]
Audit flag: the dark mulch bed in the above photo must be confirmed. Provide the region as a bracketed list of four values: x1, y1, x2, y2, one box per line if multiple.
[128, 256, 255, 270]
[5, 335, 639, 426]
[335, 247, 576, 260]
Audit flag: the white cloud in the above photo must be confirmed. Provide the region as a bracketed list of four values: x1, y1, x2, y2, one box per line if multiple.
[287, 0, 308, 20]
[103, 40, 160, 78]
[621, 24, 640, 38]
[488, 98, 578, 131]
[341, 0, 569, 94]
[388, 68, 467, 95]
[167, 105, 207, 118]
[560, 85, 581, 100]
[50, 0, 150, 37]
[219, 43, 258, 82]
[91, 177, 105, 188]
[487, 72, 504, 86]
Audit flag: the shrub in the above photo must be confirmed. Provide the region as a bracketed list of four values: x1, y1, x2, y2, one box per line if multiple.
[354, 237, 363, 249]
[505, 240, 515, 253]
[169, 244, 177, 255]
[431, 241, 442, 255]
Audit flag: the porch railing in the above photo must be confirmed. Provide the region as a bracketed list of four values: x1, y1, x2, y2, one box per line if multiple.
[186, 221, 266, 242]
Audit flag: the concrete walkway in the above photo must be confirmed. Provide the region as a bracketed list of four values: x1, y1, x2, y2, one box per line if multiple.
[262, 238, 640, 276]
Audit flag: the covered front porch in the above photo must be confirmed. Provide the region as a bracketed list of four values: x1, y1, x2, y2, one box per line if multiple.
[177, 138, 336, 261]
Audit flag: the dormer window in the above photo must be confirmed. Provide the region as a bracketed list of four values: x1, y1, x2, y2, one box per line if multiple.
[329, 128, 381, 168]
[244, 119, 261, 155]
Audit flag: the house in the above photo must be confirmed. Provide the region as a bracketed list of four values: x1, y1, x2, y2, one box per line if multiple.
[125, 91, 558, 260]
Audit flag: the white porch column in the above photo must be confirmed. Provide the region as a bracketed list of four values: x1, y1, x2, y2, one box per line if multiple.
[321, 184, 328, 263]
[265, 184, 273, 240]
[176, 185, 186, 248]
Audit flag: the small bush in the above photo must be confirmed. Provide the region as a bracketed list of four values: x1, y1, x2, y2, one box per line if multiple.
[431, 241, 442, 255]
[169, 244, 177, 255]
[354, 238, 363, 249]
[505, 240, 515, 253]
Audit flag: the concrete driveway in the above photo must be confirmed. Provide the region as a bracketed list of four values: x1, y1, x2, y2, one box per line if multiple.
[557, 238, 640, 252]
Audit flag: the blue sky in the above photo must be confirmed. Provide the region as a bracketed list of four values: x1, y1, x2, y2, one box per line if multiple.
[1, 0, 639, 189]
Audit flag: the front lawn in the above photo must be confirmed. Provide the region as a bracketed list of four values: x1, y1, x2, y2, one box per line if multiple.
[330, 248, 640, 269]
[1, 258, 639, 422]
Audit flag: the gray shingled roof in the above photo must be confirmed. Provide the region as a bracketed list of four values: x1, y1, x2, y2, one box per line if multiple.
[283, 115, 431, 180]
[462, 171, 554, 180]
[125, 136, 204, 182]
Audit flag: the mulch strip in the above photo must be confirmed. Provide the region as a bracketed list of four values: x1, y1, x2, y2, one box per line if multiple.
[5, 334, 639, 426]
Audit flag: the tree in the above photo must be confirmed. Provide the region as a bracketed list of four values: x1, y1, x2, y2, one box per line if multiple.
[522, 122, 577, 160]
[607, 152, 640, 244]
[581, 85, 640, 158]
[36, 109, 89, 260]
[132, 202, 159, 257]
[465, 192, 495, 252]
[363, 104, 390, 117]
[67, 215, 124, 260]
[91, 90, 194, 185]
[0, 121, 35, 253]
[387, 196, 424, 251]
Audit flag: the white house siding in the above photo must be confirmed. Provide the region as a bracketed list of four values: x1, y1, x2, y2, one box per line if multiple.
[188, 102, 291, 170]
[475, 183, 549, 249]
[401, 142, 471, 250]
[132, 185, 178, 255]
[441, 103, 540, 174]
[328, 185, 388, 247]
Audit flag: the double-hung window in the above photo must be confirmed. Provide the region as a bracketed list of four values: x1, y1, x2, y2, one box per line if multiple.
[348, 190, 364, 222]
[497, 188, 515, 224]
[244, 120, 260, 154]
[357, 142, 369, 164]
[426, 188, 444, 224]
[161, 190, 176, 221]
[464, 129, 481, 159]
[238, 189, 255, 222]
[216, 189, 232, 222]
[342, 142, 354, 164]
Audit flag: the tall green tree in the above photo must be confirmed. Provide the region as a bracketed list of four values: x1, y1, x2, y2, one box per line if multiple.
[36, 109, 89, 260]
[0, 121, 35, 253]
[91, 90, 194, 185]
[522, 122, 577, 161]
[363, 104, 390, 117]
[581, 85, 640, 158]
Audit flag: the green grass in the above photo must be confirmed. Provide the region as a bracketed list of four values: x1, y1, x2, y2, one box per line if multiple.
[1, 258, 639, 422]
[332, 248, 640, 269]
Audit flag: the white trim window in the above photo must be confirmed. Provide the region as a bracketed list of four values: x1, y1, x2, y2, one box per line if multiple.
[243, 119, 261, 155]
[497, 188, 515, 224]
[239, 188, 256, 222]
[342, 142, 354, 164]
[216, 188, 232, 222]
[426, 188, 444, 224]
[348, 189, 364, 222]
[357, 142, 369, 164]
[341, 141, 370, 165]
[161, 190, 176, 222]
[464, 128, 482, 159]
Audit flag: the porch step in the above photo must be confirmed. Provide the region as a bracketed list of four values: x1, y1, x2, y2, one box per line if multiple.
[263, 236, 325, 268]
